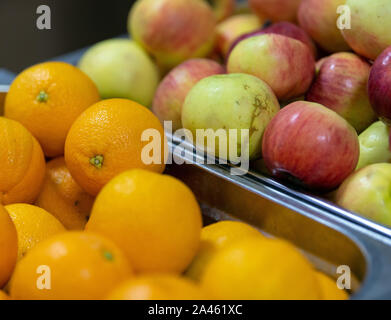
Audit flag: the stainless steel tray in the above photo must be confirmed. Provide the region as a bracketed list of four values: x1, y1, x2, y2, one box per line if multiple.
[166, 134, 391, 299]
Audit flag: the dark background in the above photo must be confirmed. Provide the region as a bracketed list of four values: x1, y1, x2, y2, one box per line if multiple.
[0, 0, 137, 73]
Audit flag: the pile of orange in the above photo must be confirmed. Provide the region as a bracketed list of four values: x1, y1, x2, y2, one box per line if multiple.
[0, 61, 348, 300]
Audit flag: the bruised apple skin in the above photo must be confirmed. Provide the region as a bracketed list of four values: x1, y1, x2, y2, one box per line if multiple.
[342, 0, 391, 61]
[227, 34, 315, 101]
[182, 73, 280, 160]
[298, 0, 350, 53]
[216, 14, 262, 57]
[249, 0, 301, 23]
[336, 163, 391, 227]
[129, 0, 216, 70]
[306, 52, 376, 133]
[262, 101, 359, 191]
[152, 59, 225, 130]
[356, 121, 391, 170]
[368, 46, 391, 123]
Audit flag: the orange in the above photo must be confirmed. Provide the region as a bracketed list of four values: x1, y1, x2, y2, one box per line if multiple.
[0, 117, 45, 205]
[86, 169, 202, 274]
[36, 157, 94, 230]
[4, 62, 100, 157]
[201, 238, 321, 300]
[186, 220, 263, 281]
[5, 204, 65, 260]
[0, 205, 17, 288]
[10, 231, 132, 300]
[316, 272, 348, 300]
[65, 98, 166, 196]
[106, 274, 207, 300]
[0, 290, 10, 300]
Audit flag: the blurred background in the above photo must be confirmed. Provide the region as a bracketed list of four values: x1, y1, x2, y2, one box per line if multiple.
[0, 0, 137, 73]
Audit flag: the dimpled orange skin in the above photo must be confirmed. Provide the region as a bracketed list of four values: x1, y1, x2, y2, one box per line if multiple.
[0, 205, 17, 288]
[186, 221, 264, 281]
[4, 62, 100, 157]
[106, 274, 208, 300]
[65, 99, 166, 196]
[9, 231, 132, 300]
[5, 203, 66, 261]
[201, 238, 321, 300]
[36, 157, 94, 230]
[86, 169, 202, 274]
[0, 117, 45, 205]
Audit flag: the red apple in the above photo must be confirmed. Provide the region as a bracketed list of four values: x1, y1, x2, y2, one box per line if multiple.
[227, 34, 315, 101]
[307, 52, 376, 132]
[216, 14, 262, 57]
[129, 0, 216, 70]
[228, 22, 317, 58]
[368, 46, 391, 123]
[152, 59, 225, 130]
[249, 0, 301, 23]
[262, 101, 359, 191]
[298, 0, 350, 53]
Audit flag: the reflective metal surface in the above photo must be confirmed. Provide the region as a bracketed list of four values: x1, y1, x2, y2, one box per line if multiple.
[0, 85, 8, 114]
[166, 133, 391, 299]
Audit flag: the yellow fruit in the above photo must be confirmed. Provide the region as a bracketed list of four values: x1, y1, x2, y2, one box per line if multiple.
[0, 205, 17, 287]
[0, 290, 10, 300]
[316, 272, 348, 300]
[86, 169, 202, 274]
[106, 274, 207, 300]
[4, 62, 100, 157]
[201, 238, 321, 300]
[64, 98, 166, 196]
[0, 117, 45, 205]
[186, 220, 263, 281]
[5, 204, 66, 261]
[36, 157, 94, 230]
[10, 231, 132, 300]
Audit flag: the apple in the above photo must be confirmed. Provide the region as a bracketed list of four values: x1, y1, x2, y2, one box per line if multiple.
[228, 22, 317, 58]
[342, 0, 391, 61]
[203, 0, 235, 22]
[249, 0, 301, 23]
[78, 39, 159, 107]
[262, 101, 359, 191]
[336, 163, 391, 227]
[129, 0, 216, 70]
[227, 34, 315, 101]
[298, 0, 350, 53]
[216, 14, 262, 57]
[356, 121, 391, 170]
[368, 46, 391, 123]
[182, 73, 280, 160]
[315, 57, 327, 74]
[306, 52, 376, 133]
[152, 59, 225, 130]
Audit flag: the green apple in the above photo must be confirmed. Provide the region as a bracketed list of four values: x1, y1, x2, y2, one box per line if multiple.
[356, 121, 391, 170]
[336, 163, 391, 226]
[78, 39, 159, 107]
[342, 0, 391, 61]
[181, 73, 280, 160]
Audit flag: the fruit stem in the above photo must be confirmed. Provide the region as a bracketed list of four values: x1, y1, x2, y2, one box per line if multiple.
[90, 155, 104, 169]
[36, 90, 49, 103]
[102, 250, 113, 261]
